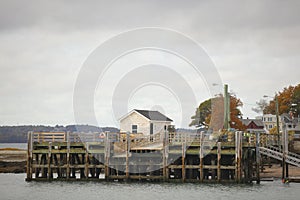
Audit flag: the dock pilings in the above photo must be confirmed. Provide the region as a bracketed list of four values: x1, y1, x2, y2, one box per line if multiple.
[26, 131, 260, 183]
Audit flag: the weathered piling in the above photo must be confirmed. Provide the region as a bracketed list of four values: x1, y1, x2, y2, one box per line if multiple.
[181, 138, 186, 182]
[217, 142, 221, 182]
[235, 131, 242, 183]
[199, 132, 204, 182]
[256, 132, 260, 184]
[125, 132, 130, 180]
[66, 132, 70, 180]
[26, 131, 33, 181]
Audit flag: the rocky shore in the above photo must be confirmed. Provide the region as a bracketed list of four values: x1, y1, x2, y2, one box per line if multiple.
[0, 148, 26, 173]
[260, 164, 300, 179]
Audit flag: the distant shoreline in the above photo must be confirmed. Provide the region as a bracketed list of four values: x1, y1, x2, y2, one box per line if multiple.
[0, 125, 120, 143]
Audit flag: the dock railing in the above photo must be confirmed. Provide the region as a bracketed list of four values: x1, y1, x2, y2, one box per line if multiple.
[33, 132, 66, 143]
[32, 132, 120, 143]
[31, 131, 288, 148]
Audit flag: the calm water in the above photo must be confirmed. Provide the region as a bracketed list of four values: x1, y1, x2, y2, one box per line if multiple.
[1, 143, 299, 200]
[0, 174, 299, 200]
[0, 143, 27, 149]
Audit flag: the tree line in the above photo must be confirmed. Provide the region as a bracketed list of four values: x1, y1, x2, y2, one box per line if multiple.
[0, 125, 119, 143]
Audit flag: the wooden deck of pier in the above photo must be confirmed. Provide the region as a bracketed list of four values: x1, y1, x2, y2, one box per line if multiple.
[26, 131, 262, 183]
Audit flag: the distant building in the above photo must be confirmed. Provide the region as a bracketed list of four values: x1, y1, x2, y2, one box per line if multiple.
[260, 113, 300, 135]
[241, 118, 265, 134]
[119, 109, 173, 136]
[281, 113, 300, 138]
[261, 114, 278, 131]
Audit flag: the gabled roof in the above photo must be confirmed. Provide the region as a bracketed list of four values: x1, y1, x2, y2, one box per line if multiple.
[281, 113, 299, 124]
[241, 119, 264, 127]
[134, 109, 173, 122]
[119, 109, 173, 122]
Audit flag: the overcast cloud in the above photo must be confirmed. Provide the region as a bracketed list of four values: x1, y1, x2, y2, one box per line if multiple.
[0, 0, 300, 128]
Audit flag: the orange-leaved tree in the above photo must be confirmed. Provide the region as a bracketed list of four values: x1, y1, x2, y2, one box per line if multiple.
[264, 83, 300, 116]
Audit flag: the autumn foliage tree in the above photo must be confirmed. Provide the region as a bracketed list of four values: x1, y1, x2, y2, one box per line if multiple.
[190, 94, 246, 131]
[229, 95, 246, 130]
[264, 83, 300, 116]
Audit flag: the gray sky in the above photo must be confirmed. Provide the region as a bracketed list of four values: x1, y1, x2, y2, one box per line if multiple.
[0, 0, 300, 128]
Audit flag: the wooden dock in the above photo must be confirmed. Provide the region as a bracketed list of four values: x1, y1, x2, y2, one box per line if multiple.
[26, 131, 261, 183]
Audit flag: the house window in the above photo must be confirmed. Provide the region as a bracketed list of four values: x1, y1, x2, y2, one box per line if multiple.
[132, 125, 137, 133]
[269, 125, 273, 129]
[268, 117, 272, 122]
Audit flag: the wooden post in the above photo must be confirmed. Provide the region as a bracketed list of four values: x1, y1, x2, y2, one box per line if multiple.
[48, 142, 52, 180]
[163, 129, 169, 181]
[199, 132, 204, 182]
[105, 132, 110, 180]
[166, 131, 169, 181]
[235, 131, 242, 183]
[286, 163, 289, 180]
[125, 132, 130, 180]
[239, 131, 243, 182]
[282, 126, 286, 182]
[217, 142, 221, 183]
[256, 132, 260, 184]
[282, 126, 289, 182]
[85, 143, 89, 179]
[163, 130, 166, 181]
[35, 154, 39, 178]
[285, 128, 289, 180]
[235, 132, 238, 182]
[182, 134, 186, 182]
[66, 132, 70, 180]
[26, 131, 33, 181]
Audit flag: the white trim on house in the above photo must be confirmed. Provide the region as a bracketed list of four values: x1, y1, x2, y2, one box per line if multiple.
[119, 110, 150, 122]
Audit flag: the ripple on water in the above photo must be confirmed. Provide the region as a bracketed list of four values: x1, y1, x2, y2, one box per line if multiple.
[0, 174, 299, 200]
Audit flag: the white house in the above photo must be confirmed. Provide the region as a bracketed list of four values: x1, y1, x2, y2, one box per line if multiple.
[260, 113, 300, 133]
[119, 109, 173, 136]
[261, 114, 279, 131]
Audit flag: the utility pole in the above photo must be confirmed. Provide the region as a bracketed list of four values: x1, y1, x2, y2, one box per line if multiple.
[224, 84, 231, 130]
